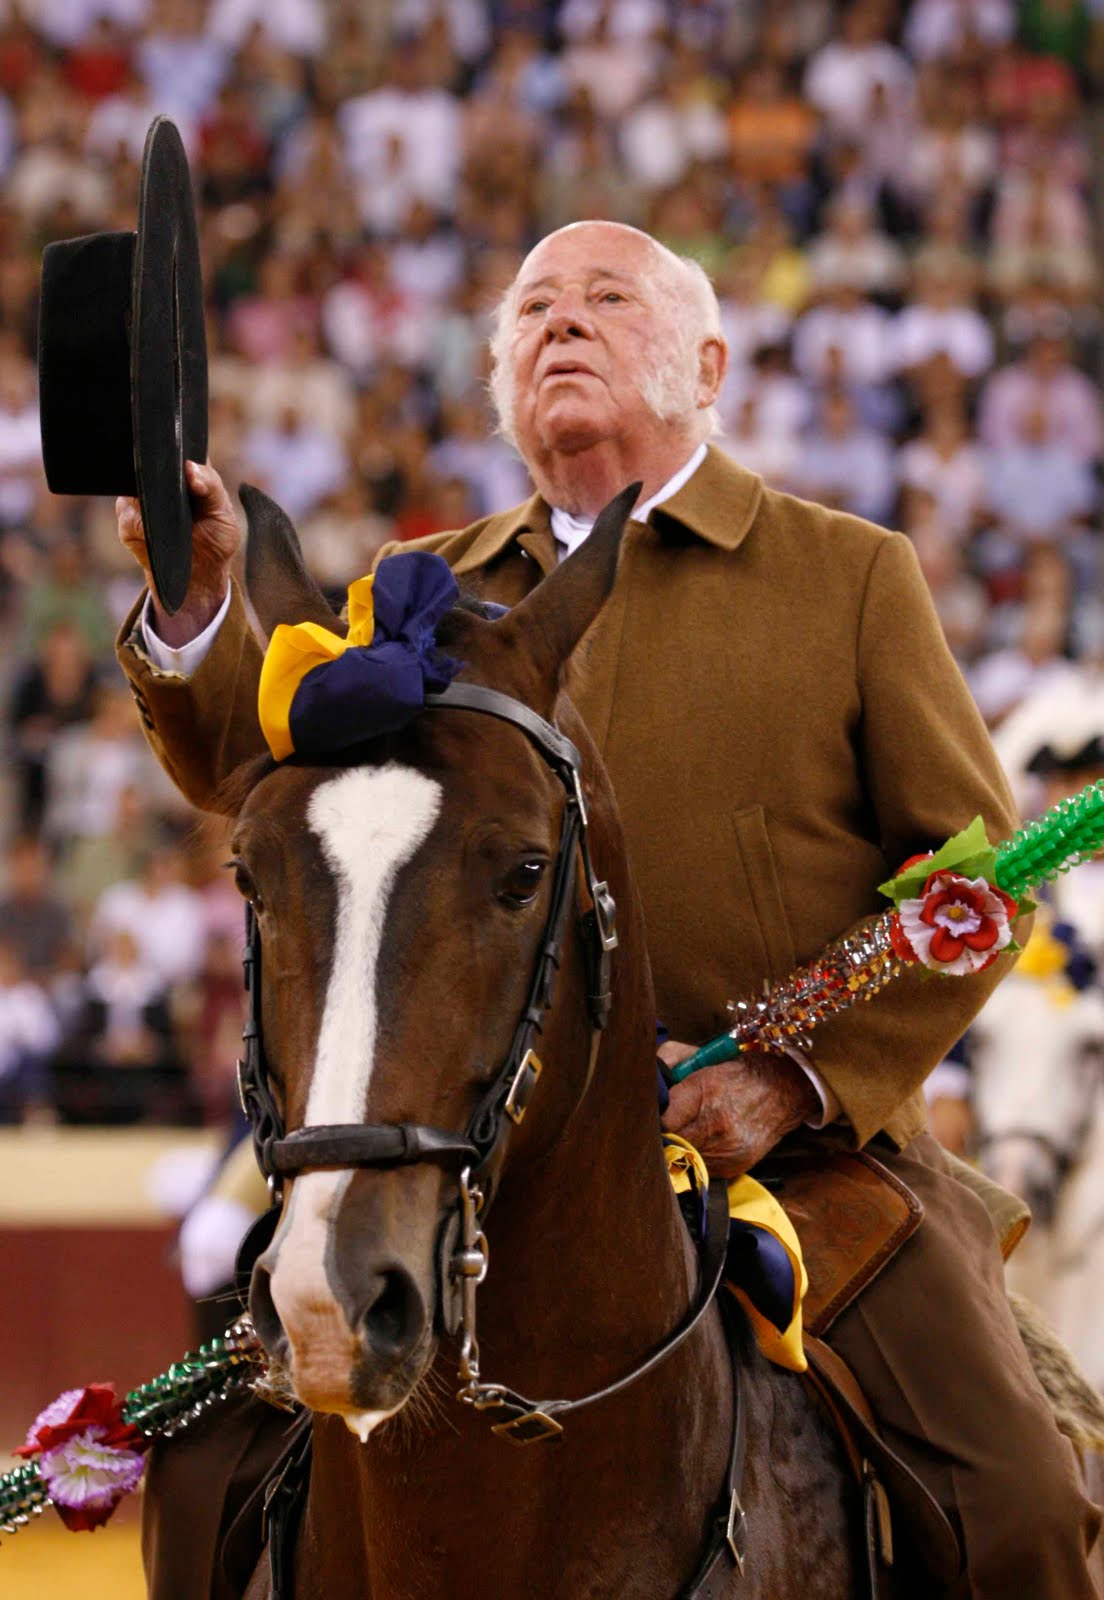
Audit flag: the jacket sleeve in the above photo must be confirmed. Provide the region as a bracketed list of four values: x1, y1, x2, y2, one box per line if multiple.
[115, 579, 266, 812]
[807, 532, 1029, 1147]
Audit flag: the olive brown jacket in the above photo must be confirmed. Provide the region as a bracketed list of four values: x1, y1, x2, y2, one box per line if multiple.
[116, 447, 1022, 1150]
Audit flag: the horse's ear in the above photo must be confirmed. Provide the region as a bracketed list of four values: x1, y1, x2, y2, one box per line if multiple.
[241, 483, 348, 641]
[497, 481, 639, 683]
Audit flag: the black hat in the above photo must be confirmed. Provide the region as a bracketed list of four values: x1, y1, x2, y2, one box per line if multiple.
[38, 116, 207, 615]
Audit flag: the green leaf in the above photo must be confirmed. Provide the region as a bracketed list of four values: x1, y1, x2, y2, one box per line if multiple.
[878, 816, 998, 908]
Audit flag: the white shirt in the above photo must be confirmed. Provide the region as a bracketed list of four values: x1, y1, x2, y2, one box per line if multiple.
[550, 443, 707, 561]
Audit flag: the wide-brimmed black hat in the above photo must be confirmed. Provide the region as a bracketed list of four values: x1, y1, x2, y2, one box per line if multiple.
[38, 116, 207, 614]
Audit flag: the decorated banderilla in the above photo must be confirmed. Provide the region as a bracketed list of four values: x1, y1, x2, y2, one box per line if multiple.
[671, 779, 1104, 1083]
[0, 1319, 265, 1537]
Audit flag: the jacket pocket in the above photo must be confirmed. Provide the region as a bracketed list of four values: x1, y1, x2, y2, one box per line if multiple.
[731, 806, 797, 983]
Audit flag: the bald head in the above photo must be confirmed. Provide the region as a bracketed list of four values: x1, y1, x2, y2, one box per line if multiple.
[489, 222, 725, 457]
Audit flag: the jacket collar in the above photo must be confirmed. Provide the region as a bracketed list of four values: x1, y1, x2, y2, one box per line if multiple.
[449, 446, 764, 576]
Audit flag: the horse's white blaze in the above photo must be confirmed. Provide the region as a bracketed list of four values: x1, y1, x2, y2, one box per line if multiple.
[306, 762, 443, 1126]
[268, 764, 443, 1398]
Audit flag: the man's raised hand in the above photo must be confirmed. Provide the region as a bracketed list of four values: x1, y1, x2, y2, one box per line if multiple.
[116, 460, 240, 646]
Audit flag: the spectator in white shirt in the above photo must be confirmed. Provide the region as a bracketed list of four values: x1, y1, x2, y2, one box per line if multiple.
[392, 0, 491, 67]
[982, 406, 1097, 542]
[618, 52, 728, 192]
[135, 0, 229, 123]
[44, 684, 160, 847]
[559, 2, 661, 119]
[803, 0, 913, 140]
[807, 194, 906, 299]
[900, 64, 997, 211]
[898, 399, 986, 539]
[714, 255, 792, 397]
[796, 384, 897, 525]
[429, 394, 531, 517]
[240, 400, 350, 522]
[0, 939, 59, 1122]
[321, 242, 431, 380]
[387, 199, 466, 309]
[719, 391, 800, 494]
[724, 342, 813, 445]
[338, 46, 462, 216]
[793, 283, 894, 388]
[978, 327, 1103, 466]
[892, 258, 994, 380]
[0, 345, 41, 527]
[90, 844, 207, 990]
[240, 324, 355, 441]
[903, 0, 1015, 63]
[207, 0, 325, 57]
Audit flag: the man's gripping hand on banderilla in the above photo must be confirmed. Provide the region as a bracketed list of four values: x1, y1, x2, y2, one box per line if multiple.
[116, 460, 241, 647]
[659, 1041, 821, 1178]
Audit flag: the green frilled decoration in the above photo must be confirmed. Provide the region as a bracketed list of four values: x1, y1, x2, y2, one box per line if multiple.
[994, 780, 1104, 901]
[0, 1316, 265, 1537]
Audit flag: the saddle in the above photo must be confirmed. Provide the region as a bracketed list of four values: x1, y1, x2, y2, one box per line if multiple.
[755, 1145, 962, 1592]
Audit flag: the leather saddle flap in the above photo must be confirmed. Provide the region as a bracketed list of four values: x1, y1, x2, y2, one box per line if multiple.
[758, 1147, 923, 1337]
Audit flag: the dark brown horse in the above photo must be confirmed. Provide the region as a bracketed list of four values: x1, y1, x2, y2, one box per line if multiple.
[221, 489, 857, 1598]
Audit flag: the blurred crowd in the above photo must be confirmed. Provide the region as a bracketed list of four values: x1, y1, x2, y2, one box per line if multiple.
[2, 0, 1104, 1131]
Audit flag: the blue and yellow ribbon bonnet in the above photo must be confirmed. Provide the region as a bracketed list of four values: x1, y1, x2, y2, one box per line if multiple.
[257, 552, 461, 761]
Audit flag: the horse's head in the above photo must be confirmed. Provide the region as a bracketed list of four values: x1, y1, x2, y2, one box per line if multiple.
[223, 487, 638, 1436]
[971, 970, 1104, 1225]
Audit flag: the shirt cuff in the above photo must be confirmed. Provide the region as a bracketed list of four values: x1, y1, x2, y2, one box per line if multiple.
[139, 583, 232, 677]
[779, 1044, 841, 1129]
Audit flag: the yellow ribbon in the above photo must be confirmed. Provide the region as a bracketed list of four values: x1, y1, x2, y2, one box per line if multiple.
[664, 1134, 808, 1373]
[1015, 910, 1076, 1008]
[258, 576, 375, 761]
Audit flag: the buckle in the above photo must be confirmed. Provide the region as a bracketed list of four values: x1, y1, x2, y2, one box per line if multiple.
[491, 1408, 564, 1444]
[504, 1048, 543, 1126]
[725, 1489, 747, 1575]
[235, 1058, 249, 1116]
[592, 881, 619, 951]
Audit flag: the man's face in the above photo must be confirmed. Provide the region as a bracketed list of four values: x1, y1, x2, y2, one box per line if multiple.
[507, 225, 683, 462]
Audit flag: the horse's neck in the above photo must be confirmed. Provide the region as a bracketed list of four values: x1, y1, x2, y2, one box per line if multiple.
[478, 858, 698, 1381]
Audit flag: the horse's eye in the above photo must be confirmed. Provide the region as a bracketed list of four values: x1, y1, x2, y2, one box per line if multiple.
[227, 858, 262, 909]
[497, 859, 547, 908]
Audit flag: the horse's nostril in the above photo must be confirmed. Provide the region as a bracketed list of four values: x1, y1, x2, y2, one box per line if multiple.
[358, 1269, 421, 1360]
[249, 1262, 288, 1358]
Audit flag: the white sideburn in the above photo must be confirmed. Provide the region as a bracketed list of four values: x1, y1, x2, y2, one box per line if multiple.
[267, 764, 443, 1428]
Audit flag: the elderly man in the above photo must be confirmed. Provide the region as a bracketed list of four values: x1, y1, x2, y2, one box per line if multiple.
[117, 222, 1099, 1597]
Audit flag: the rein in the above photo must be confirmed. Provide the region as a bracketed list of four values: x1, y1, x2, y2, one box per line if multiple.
[236, 680, 746, 1592]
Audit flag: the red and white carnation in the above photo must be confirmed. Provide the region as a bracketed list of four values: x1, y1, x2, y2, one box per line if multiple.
[15, 1384, 146, 1531]
[894, 871, 1018, 975]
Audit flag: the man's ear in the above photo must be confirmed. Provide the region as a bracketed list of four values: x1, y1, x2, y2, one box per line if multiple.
[697, 336, 727, 412]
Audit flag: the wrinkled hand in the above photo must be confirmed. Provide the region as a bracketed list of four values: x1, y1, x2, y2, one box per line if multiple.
[116, 460, 240, 646]
[659, 1040, 820, 1178]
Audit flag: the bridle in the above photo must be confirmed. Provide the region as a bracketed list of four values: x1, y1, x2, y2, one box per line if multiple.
[236, 680, 747, 1590]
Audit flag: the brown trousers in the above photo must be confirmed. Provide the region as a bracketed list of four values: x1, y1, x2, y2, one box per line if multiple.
[142, 1135, 1102, 1599]
[828, 1133, 1101, 1599]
